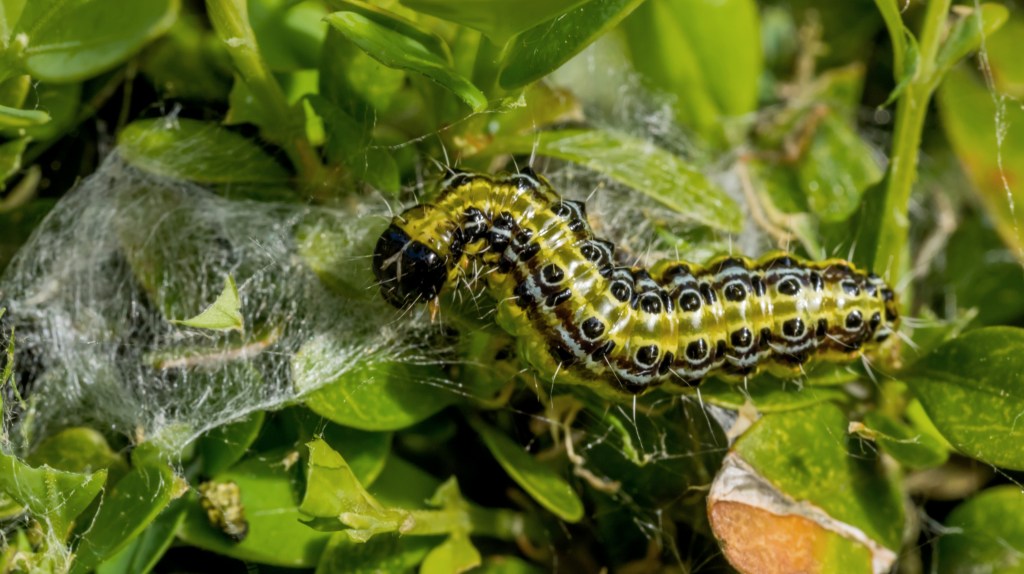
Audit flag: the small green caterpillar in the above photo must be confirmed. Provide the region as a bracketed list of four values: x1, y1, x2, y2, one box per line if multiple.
[373, 169, 899, 395]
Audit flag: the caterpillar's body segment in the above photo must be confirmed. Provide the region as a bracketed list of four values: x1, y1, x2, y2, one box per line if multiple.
[373, 170, 899, 395]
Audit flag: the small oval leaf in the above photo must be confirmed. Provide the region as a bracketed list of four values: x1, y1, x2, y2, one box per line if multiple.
[903, 326, 1024, 470]
[118, 118, 291, 185]
[935, 485, 1024, 573]
[296, 346, 457, 432]
[470, 418, 583, 523]
[493, 129, 741, 231]
[400, 0, 587, 45]
[325, 11, 486, 111]
[0, 105, 49, 129]
[498, 0, 644, 90]
[17, 0, 178, 82]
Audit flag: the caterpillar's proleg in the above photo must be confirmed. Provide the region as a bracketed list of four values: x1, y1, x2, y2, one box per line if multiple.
[373, 169, 899, 395]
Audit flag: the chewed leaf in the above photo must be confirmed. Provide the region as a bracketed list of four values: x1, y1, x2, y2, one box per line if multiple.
[325, 11, 486, 112]
[171, 275, 244, 332]
[69, 461, 177, 574]
[470, 418, 583, 523]
[299, 438, 410, 539]
[723, 403, 903, 563]
[493, 129, 741, 231]
[0, 450, 107, 540]
[903, 326, 1024, 470]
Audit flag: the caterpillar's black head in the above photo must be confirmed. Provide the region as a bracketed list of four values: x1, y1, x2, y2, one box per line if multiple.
[373, 224, 447, 307]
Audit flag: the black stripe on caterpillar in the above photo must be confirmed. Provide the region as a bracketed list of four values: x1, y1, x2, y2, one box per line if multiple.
[372, 168, 899, 395]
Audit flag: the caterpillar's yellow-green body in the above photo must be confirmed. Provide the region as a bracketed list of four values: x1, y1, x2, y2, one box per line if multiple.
[373, 169, 898, 395]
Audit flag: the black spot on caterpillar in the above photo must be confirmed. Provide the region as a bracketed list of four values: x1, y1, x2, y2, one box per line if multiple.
[373, 169, 899, 395]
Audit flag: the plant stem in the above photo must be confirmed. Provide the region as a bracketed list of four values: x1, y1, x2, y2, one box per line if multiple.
[870, 0, 951, 279]
[205, 0, 325, 188]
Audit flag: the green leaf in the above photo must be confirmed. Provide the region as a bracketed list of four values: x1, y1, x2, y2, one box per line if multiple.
[1, 82, 80, 141]
[95, 500, 187, 574]
[294, 208, 380, 298]
[315, 531, 439, 574]
[0, 450, 106, 539]
[249, 0, 328, 72]
[935, 485, 1024, 573]
[0, 0, 26, 43]
[933, 3, 1009, 83]
[797, 113, 883, 222]
[69, 462, 177, 574]
[27, 427, 129, 480]
[421, 533, 481, 574]
[942, 217, 1024, 326]
[469, 418, 583, 523]
[320, 424, 392, 487]
[15, 0, 178, 82]
[472, 556, 546, 574]
[498, 0, 644, 90]
[139, 12, 232, 102]
[621, 0, 761, 140]
[879, 36, 919, 108]
[938, 64, 1024, 261]
[170, 275, 244, 332]
[118, 118, 291, 185]
[733, 403, 904, 551]
[0, 103, 48, 129]
[492, 129, 741, 231]
[853, 412, 949, 470]
[903, 326, 1024, 470]
[699, 377, 848, 413]
[985, 13, 1024, 97]
[299, 438, 410, 539]
[368, 455, 441, 509]
[328, 0, 451, 61]
[296, 349, 458, 432]
[197, 411, 266, 477]
[319, 26, 407, 115]
[178, 448, 331, 567]
[399, 0, 586, 45]
[306, 94, 400, 194]
[0, 136, 27, 186]
[325, 11, 486, 112]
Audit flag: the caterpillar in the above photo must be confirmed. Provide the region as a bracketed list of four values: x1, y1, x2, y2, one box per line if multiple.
[372, 168, 899, 396]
